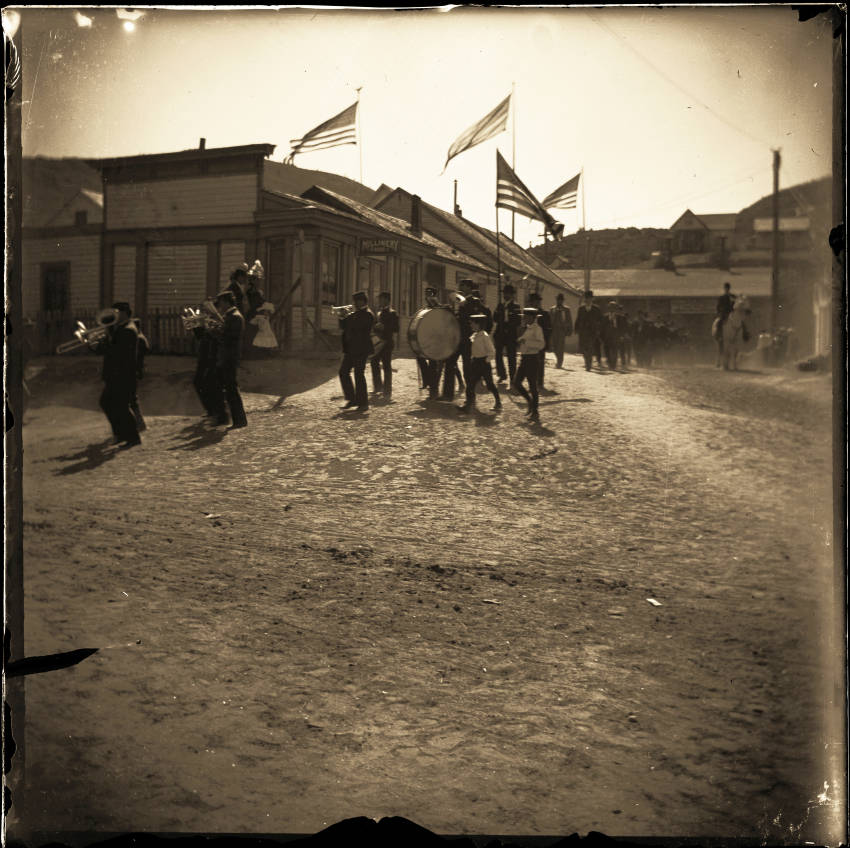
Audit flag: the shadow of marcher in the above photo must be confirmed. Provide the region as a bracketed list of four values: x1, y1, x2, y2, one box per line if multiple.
[524, 419, 557, 437]
[404, 401, 466, 422]
[471, 408, 500, 428]
[564, 397, 594, 403]
[331, 408, 371, 420]
[167, 422, 228, 452]
[53, 442, 119, 476]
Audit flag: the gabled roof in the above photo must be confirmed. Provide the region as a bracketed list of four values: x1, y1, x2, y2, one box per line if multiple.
[23, 156, 103, 227]
[671, 209, 737, 232]
[263, 159, 376, 206]
[300, 186, 491, 272]
[374, 187, 582, 295]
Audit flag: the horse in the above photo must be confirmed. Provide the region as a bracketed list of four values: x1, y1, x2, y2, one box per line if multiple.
[721, 295, 751, 371]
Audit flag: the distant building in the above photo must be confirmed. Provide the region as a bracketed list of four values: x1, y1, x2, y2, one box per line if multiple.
[670, 210, 738, 255]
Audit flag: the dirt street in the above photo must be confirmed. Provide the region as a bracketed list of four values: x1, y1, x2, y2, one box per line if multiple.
[9, 351, 841, 843]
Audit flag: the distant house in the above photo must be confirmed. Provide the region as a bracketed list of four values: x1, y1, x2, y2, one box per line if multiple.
[670, 209, 738, 255]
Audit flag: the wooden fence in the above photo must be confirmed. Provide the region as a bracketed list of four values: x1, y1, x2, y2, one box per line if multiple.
[24, 309, 201, 357]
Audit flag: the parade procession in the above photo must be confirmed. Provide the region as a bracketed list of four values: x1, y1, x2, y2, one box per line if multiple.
[7, 7, 842, 847]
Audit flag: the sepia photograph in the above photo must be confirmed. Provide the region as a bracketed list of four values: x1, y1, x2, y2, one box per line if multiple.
[3, 5, 846, 846]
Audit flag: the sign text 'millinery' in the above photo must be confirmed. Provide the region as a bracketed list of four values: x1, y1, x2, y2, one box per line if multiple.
[360, 238, 398, 255]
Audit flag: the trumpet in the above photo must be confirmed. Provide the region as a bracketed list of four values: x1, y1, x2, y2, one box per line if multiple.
[56, 308, 121, 354]
[331, 304, 355, 318]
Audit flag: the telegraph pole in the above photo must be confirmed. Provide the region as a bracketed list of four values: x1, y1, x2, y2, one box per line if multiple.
[770, 148, 781, 330]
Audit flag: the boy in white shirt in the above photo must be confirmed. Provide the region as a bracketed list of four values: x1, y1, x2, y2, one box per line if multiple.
[514, 307, 545, 421]
[459, 314, 501, 413]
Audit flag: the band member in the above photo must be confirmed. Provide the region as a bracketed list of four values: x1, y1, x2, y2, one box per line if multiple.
[528, 291, 551, 388]
[243, 260, 267, 354]
[129, 309, 149, 432]
[370, 291, 399, 398]
[574, 290, 605, 371]
[226, 263, 250, 315]
[193, 316, 220, 418]
[417, 287, 443, 400]
[714, 282, 736, 365]
[442, 278, 474, 400]
[549, 293, 573, 368]
[493, 283, 522, 383]
[339, 290, 375, 411]
[615, 304, 632, 369]
[93, 301, 141, 448]
[467, 288, 493, 331]
[459, 314, 501, 413]
[514, 307, 545, 422]
[210, 291, 247, 429]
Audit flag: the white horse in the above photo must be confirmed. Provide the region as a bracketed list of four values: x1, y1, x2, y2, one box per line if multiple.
[721, 295, 751, 371]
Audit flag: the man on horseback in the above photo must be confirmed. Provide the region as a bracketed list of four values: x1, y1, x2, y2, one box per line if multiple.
[713, 282, 736, 367]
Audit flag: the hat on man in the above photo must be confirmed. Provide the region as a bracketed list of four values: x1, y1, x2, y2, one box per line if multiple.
[379, 291, 391, 300]
[459, 278, 474, 288]
[584, 290, 594, 298]
[352, 290, 368, 301]
[528, 292, 541, 302]
[503, 284, 516, 295]
[470, 313, 488, 322]
[112, 301, 132, 316]
[523, 307, 539, 316]
[556, 293, 564, 301]
[424, 286, 438, 296]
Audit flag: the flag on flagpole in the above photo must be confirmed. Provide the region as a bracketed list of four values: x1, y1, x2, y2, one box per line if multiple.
[496, 150, 550, 223]
[543, 172, 581, 210]
[443, 94, 510, 172]
[285, 102, 358, 164]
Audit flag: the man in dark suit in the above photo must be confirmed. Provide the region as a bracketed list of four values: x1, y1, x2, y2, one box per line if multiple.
[226, 264, 250, 316]
[549, 293, 573, 369]
[339, 290, 375, 411]
[441, 278, 473, 400]
[493, 283, 522, 384]
[211, 291, 247, 429]
[416, 287, 443, 400]
[94, 301, 141, 448]
[192, 314, 219, 419]
[370, 291, 400, 398]
[574, 290, 605, 372]
[528, 291, 551, 388]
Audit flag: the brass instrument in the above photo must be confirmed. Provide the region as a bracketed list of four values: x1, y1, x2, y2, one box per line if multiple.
[181, 301, 224, 332]
[56, 308, 121, 354]
[447, 291, 467, 308]
[331, 304, 355, 318]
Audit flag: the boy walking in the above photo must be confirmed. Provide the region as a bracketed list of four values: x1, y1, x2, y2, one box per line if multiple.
[513, 307, 545, 422]
[458, 314, 501, 413]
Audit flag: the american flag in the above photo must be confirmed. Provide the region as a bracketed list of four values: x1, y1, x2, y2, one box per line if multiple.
[543, 172, 581, 210]
[496, 150, 550, 224]
[443, 94, 510, 172]
[286, 102, 357, 164]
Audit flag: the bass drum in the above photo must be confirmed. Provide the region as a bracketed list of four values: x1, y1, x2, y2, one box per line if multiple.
[408, 307, 461, 361]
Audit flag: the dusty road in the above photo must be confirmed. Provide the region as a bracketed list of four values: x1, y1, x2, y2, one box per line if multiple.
[10, 351, 842, 843]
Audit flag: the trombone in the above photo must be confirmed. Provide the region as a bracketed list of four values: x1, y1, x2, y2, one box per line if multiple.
[56, 308, 121, 354]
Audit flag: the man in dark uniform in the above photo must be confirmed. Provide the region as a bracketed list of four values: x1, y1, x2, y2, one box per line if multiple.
[417, 287, 443, 400]
[493, 283, 522, 384]
[125, 305, 148, 432]
[339, 290, 375, 411]
[549, 293, 573, 369]
[94, 302, 141, 448]
[574, 290, 605, 371]
[370, 291, 400, 398]
[243, 261, 267, 355]
[602, 301, 622, 370]
[192, 308, 220, 419]
[211, 290, 247, 429]
[528, 291, 551, 388]
[442, 278, 474, 400]
[714, 282, 736, 362]
[226, 264, 250, 316]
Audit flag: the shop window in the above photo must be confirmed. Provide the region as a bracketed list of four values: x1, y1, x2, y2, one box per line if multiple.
[41, 263, 70, 312]
[400, 260, 417, 315]
[321, 241, 341, 305]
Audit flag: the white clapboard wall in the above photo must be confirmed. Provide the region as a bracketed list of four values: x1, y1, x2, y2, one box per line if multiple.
[147, 244, 207, 311]
[22, 235, 101, 315]
[219, 240, 247, 289]
[106, 174, 257, 230]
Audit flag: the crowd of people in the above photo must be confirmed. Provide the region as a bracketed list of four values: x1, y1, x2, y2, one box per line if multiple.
[84, 266, 732, 444]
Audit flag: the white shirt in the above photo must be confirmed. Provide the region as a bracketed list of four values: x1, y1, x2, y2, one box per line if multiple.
[470, 329, 496, 360]
[518, 321, 545, 355]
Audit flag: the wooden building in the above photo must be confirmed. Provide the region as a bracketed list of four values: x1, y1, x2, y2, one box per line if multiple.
[670, 210, 738, 255]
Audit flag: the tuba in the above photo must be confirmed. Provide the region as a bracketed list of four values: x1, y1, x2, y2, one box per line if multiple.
[56, 308, 121, 354]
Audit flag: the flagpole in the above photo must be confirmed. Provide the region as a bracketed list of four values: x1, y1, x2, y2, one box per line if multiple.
[511, 81, 516, 242]
[496, 205, 502, 305]
[581, 167, 590, 293]
[356, 86, 363, 184]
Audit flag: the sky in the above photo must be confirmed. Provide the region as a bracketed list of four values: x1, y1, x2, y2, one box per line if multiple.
[8, 5, 836, 248]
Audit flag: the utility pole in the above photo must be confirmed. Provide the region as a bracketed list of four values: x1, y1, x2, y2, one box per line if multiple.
[771, 148, 781, 331]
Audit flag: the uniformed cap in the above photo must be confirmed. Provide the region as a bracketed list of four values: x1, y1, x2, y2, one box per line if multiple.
[556, 293, 565, 300]
[424, 286, 438, 295]
[215, 290, 236, 306]
[608, 301, 619, 307]
[112, 301, 132, 315]
[470, 313, 488, 321]
[503, 284, 515, 295]
[528, 292, 541, 302]
[379, 291, 391, 299]
[584, 290, 594, 298]
[523, 307, 539, 316]
[352, 290, 368, 301]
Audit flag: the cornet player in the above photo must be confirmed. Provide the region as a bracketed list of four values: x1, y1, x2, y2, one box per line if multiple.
[338, 290, 374, 411]
[210, 291, 248, 429]
[92, 301, 142, 448]
[370, 291, 399, 398]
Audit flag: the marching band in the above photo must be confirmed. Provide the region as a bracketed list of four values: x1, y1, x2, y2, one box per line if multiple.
[58, 261, 694, 446]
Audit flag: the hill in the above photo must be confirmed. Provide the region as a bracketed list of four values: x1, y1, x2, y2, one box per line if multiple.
[529, 227, 670, 270]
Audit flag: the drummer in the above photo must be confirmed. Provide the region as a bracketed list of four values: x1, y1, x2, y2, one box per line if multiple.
[417, 287, 443, 400]
[442, 278, 474, 401]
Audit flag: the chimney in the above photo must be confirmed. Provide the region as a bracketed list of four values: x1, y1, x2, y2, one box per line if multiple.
[410, 194, 422, 238]
[199, 138, 206, 150]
